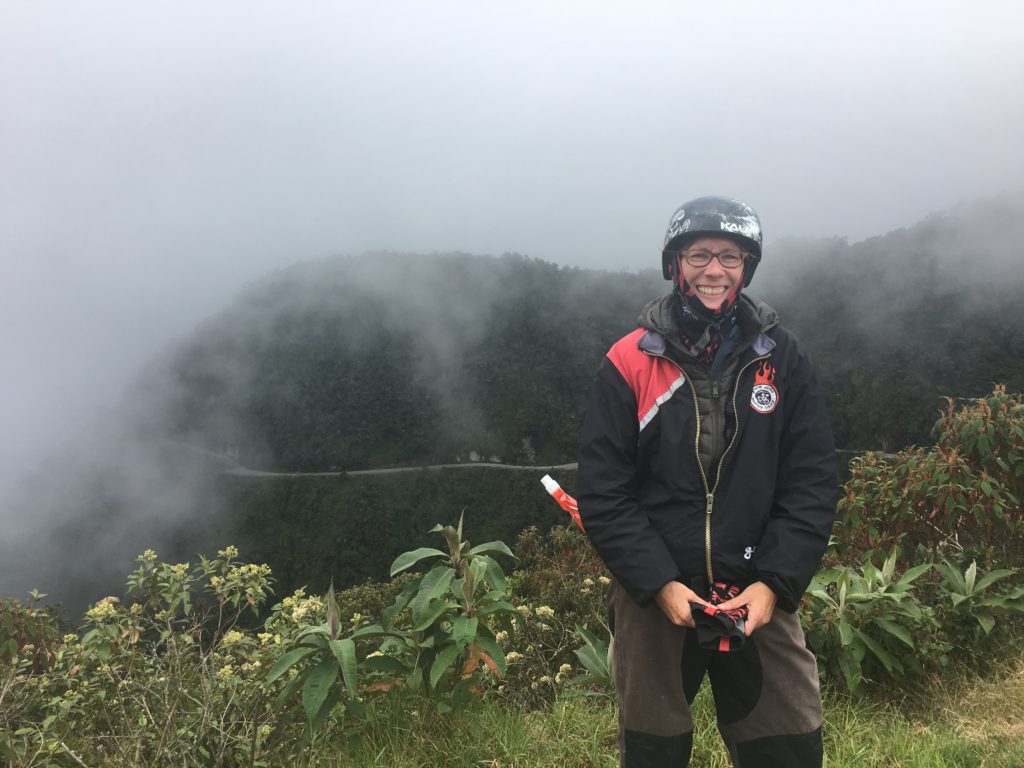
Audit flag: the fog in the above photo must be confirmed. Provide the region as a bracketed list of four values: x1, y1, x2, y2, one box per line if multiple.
[2, 1, 1023, 601]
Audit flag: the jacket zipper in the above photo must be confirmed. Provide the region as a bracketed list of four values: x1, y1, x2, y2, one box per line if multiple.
[646, 349, 770, 587]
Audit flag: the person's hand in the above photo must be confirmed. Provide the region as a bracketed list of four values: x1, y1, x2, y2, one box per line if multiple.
[715, 581, 777, 635]
[655, 581, 710, 627]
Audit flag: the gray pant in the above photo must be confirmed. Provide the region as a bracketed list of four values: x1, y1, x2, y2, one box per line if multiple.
[609, 580, 823, 768]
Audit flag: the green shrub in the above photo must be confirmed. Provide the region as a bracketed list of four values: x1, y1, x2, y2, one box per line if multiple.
[0, 547, 304, 768]
[932, 559, 1024, 654]
[836, 385, 1024, 570]
[268, 512, 518, 742]
[497, 526, 610, 706]
[803, 549, 942, 695]
[331, 574, 417, 629]
[0, 592, 62, 674]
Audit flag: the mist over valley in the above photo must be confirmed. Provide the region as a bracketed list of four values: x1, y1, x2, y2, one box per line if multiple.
[4, 193, 1024, 614]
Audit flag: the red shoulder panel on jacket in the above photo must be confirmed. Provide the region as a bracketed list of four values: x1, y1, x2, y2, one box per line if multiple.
[607, 330, 686, 431]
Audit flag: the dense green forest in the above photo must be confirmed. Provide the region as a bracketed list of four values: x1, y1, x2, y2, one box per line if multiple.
[141, 253, 663, 470]
[146, 193, 1024, 466]
[206, 469, 576, 593]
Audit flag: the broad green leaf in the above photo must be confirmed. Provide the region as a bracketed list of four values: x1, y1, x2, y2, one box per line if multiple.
[871, 617, 914, 649]
[390, 547, 447, 576]
[854, 629, 898, 673]
[476, 554, 508, 594]
[467, 540, 514, 558]
[863, 563, 881, 587]
[965, 561, 978, 595]
[349, 624, 389, 640]
[429, 644, 461, 690]
[328, 638, 358, 699]
[466, 558, 487, 600]
[410, 567, 455, 623]
[838, 618, 853, 647]
[301, 657, 339, 723]
[939, 561, 967, 594]
[806, 589, 836, 608]
[295, 625, 330, 641]
[975, 609, 996, 635]
[266, 646, 318, 684]
[308, 688, 341, 737]
[475, 600, 519, 618]
[881, 552, 897, 583]
[898, 563, 932, 586]
[411, 599, 455, 632]
[361, 655, 408, 674]
[990, 591, 1024, 611]
[838, 651, 863, 695]
[299, 634, 328, 650]
[573, 626, 610, 679]
[451, 616, 478, 649]
[974, 568, 1017, 594]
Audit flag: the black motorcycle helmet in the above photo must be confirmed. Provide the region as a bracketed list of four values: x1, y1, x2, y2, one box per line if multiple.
[661, 196, 763, 287]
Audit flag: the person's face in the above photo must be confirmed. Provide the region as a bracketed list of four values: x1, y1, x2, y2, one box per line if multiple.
[677, 236, 746, 312]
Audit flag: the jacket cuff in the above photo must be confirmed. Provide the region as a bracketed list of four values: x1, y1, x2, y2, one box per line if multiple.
[755, 573, 799, 613]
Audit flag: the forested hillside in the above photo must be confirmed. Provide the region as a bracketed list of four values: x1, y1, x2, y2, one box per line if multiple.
[760, 192, 1024, 450]
[141, 254, 665, 470]
[148, 192, 1024, 466]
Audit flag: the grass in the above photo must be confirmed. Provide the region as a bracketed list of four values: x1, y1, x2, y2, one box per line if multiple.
[6, 665, 1020, 766]
[286, 656, 1024, 768]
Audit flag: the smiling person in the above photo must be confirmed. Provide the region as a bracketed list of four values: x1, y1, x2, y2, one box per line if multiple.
[578, 196, 838, 768]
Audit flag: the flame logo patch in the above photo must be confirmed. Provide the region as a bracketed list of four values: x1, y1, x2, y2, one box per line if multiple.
[750, 361, 779, 414]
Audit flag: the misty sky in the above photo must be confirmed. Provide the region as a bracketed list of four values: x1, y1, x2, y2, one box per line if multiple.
[2, 1, 1023, 503]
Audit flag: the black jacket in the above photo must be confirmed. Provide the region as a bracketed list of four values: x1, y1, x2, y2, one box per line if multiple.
[578, 294, 838, 612]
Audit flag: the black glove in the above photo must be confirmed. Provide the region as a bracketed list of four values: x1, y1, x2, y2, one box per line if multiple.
[689, 582, 749, 652]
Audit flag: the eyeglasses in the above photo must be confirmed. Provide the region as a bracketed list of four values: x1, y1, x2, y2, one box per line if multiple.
[679, 249, 747, 269]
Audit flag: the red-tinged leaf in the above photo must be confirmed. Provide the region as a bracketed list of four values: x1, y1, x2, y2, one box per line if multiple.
[461, 648, 481, 678]
[363, 679, 401, 693]
[480, 652, 499, 675]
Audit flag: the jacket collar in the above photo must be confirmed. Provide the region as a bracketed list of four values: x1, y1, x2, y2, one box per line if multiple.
[637, 293, 778, 359]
